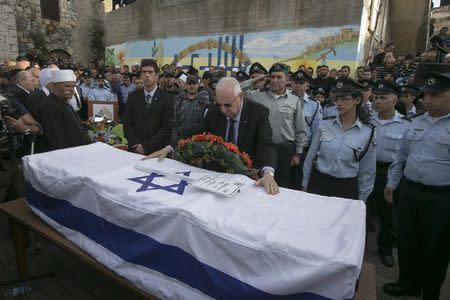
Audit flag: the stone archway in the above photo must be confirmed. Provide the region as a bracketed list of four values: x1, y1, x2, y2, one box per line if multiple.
[49, 49, 72, 64]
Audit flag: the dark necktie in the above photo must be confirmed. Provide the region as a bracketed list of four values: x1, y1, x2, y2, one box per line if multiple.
[227, 118, 236, 144]
[145, 93, 152, 109]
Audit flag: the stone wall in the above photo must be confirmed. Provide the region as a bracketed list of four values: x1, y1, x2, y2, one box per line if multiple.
[104, 0, 364, 47]
[389, 0, 430, 55]
[0, 2, 19, 61]
[72, 0, 103, 64]
[432, 5, 450, 35]
[0, 0, 78, 63]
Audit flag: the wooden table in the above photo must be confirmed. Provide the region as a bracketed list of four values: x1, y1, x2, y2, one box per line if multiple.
[0, 198, 156, 299]
[0, 198, 376, 299]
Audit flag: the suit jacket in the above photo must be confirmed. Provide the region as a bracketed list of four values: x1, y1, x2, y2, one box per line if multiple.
[123, 87, 174, 155]
[26, 89, 47, 119]
[5, 84, 31, 111]
[35, 93, 90, 153]
[202, 99, 276, 169]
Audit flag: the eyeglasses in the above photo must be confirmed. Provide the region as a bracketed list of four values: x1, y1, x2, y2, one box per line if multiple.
[216, 94, 240, 108]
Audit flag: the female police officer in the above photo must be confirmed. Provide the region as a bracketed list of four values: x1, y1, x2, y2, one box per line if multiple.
[302, 79, 376, 201]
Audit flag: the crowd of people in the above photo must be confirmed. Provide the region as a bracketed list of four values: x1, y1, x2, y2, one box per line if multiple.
[0, 37, 449, 298]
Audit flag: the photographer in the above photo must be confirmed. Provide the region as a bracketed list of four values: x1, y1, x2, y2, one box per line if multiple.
[0, 93, 41, 202]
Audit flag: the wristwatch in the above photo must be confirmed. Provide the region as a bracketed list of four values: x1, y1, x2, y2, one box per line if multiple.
[24, 127, 31, 135]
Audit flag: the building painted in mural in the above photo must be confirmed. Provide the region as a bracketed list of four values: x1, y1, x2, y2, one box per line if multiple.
[104, 0, 430, 74]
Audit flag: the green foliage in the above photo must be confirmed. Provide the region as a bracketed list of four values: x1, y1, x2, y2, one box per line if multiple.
[174, 135, 257, 178]
[105, 48, 116, 66]
[29, 29, 49, 58]
[89, 1, 105, 67]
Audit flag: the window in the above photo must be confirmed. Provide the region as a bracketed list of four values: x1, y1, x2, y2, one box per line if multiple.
[40, 0, 60, 21]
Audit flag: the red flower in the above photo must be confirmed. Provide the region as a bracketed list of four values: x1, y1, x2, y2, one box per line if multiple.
[242, 152, 253, 168]
[178, 138, 189, 147]
[225, 143, 239, 153]
[174, 133, 257, 178]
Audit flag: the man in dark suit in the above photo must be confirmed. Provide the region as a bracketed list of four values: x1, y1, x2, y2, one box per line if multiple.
[36, 70, 90, 153]
[123, 59, 174, 155]
[144, 77, 279, 195]
[5, 69, 36, 110]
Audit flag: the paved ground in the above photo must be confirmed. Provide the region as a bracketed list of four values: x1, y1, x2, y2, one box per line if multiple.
[0, 211, 449, 299]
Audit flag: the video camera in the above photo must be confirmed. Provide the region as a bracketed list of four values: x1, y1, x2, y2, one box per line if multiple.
[0, 95, 15, 118]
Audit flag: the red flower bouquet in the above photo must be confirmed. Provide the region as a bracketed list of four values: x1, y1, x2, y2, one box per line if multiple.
[174, 133, 258, 179]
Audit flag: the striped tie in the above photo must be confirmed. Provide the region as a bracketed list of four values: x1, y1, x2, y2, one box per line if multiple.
[145, 93, 152, 109]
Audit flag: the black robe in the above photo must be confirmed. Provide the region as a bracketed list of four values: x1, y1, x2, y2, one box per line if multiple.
[35, 93, 90, 153]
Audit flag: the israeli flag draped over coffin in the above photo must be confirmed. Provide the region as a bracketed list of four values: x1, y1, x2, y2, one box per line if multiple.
[23, 142, 365, 300]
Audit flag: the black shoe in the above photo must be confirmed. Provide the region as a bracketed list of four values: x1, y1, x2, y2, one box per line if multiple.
[383, 282, 421, 297]
[379, 252, 395, 268]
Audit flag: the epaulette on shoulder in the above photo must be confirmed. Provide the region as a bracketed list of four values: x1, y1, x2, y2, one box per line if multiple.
[323, 116, 337, 120]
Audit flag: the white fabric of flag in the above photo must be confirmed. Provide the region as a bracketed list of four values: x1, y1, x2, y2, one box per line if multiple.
[23, 142, 365, 300]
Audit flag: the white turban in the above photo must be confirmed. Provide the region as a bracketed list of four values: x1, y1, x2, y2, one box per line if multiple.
[39, 68, 57, 95]
[51, 69, 76, 83]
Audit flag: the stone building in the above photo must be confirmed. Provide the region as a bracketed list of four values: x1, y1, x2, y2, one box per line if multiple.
[431, 3, 450, 37]
[0, 0, 76, 63]
[0, 0, 101, 64]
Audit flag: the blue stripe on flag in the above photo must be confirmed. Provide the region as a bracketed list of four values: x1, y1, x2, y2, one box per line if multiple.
[26, 183, 342, 300]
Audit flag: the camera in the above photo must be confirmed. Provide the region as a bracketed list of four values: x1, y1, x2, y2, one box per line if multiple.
[0, 95, 15, 117]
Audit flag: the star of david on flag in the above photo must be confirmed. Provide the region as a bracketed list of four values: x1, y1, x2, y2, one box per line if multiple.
[127, 171, 191, 195]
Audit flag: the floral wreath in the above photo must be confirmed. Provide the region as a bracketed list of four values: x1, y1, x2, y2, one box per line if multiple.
[174, 133, 258, 179]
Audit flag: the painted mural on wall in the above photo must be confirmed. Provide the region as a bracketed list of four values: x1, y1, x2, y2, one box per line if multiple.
[105, 25, 360, 73]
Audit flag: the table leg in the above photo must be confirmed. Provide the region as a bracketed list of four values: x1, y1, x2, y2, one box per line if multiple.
[11, 219, 28, 278]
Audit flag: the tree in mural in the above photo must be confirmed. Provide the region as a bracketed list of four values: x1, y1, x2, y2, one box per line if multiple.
[89, 1, 105, 68]
[105, 48, 116, 66]
[151, 41, 159, 58]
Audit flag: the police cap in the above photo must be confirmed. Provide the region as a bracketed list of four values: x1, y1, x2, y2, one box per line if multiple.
[372, 80, 399, 95]
[186, 75, 199, 84]
[333, 79, 364, 96]
[249, 62, 268, 75]
[269, 63, 289, 74]
[313, 87, 326, 96]
[398, 84, 420, 95]
[291, 70, 312, 83]
[234, 70, 250, 82]
[359, 79, 375, 90]
[162, 69, 176, 78]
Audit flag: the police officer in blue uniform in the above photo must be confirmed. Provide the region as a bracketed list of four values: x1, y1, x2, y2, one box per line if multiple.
[368, 80, 411, 268]
[360, 79, 375, 116]
[302, 79, 376, 201]
[87, 75, 117, 101]
[397, 84, 420, 117]
[383, 63, 450, 299]
[323, 86, 339, 119]
[312, 87, 327, 107]
[291, 70, 323, 189]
